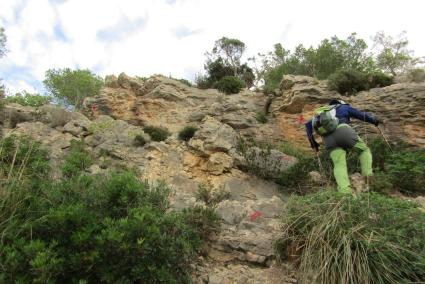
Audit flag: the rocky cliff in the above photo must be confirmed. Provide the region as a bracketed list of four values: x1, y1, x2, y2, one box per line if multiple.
[1, 73, 424, 283]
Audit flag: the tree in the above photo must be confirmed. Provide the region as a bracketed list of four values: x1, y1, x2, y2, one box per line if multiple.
[207, 37, 246, 76]
[0, 27, 7, 58]
[0, 27, 8, 98]
[43, 68, 103, 109]
[373, 31, 422, 76]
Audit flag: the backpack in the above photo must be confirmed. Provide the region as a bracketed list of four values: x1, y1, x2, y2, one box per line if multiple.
[312, 105, 340, 136]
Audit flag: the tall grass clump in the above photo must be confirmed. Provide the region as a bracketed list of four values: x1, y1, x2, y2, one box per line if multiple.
[277, 191, 425, 284]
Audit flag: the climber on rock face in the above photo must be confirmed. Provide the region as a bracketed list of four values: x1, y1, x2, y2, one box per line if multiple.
[305, 99, 382, 193]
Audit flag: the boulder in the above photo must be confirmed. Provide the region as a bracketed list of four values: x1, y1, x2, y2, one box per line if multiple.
[206, 152, 234, 175]
[117, 72, 144, 95]
[104, 75, 119, 88]
[189, 116, 238, 155]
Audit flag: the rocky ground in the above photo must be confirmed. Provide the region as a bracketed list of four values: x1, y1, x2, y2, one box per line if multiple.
[1, 74, 424, 283]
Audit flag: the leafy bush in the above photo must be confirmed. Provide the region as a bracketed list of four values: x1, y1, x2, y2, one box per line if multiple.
[61, 140, 93, 178]
[214, 76, 245, 94]
[143, 125, 170, 142]
[134, 134, 146, 147]
[277, 191, 425, 283]
[369, 72, 394, 88]
[178, 125, 198, 142]
[385, 148, 425, 194]
[0, 136, 221, 283]
[4, 92, 51, 107]
[408, 68, 425, 82]
[255, 112, 268, 123]
[328, 69, 369, 95]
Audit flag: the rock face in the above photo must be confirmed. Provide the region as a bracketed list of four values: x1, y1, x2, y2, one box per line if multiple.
[271, 75, 425, 148]
[2, 73, 424, 283]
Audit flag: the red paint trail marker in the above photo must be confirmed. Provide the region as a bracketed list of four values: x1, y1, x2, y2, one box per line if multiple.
[297, 114, 305, 124]
[250, 210, 263, 221]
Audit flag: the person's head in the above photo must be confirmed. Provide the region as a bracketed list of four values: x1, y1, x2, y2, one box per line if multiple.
[329, 99, 347, 105]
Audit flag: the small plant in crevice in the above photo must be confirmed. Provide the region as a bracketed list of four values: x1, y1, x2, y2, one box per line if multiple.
[178, 125, 198, 142]
[255, 111, 268, 124]
[133, 134, 146, 147]
[143, 125, 170, 142]
[195, 183, 230, 207]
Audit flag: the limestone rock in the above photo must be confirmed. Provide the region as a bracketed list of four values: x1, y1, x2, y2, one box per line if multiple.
[104, 74, 119, 88]
[207, 152, 233, 175]
[117, 72, 144, 95]
[189, 116, 238, 155]
[280, 74, 318, 91]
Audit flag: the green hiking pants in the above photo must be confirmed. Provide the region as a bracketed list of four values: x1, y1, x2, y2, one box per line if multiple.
[328, 127, 373, 193]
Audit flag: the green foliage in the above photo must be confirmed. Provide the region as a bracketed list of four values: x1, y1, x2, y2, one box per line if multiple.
[261, 33, 377, 91]
[386, 149, 425, 194]
[0, 135, 50, 184]
[178, 125, 198, 142]
[255, 112, 268, 124]
[195, 184, 230, 207]
[180, 206, 221, 241]
[369, 171, 393, 194]
[328, 69, 369, 95]
[4, 91, 51, 107]
[61, 140, 93, 178]
[0, 135, 220, 283]
[43, 68, 103, 109]
[373, 31, 421, 75]
[327, 70, 393, 95]
[0, 26, 7, 58]
[133, 134, 146, 147]
[408, 68, 425, 82]
[143, 125, 170, 142]
[236, 137, 285, 180]
[278, 191, 425, 283]
[200, 37, 254, 91]
[214, 76, 244, 94]
[209, 37, 246, 76]
[369, 72, 394, 88]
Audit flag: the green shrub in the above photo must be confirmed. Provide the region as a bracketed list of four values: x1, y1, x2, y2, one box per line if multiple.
[178, 125, 198, 142]
[328, 69, 369, 95]
[143, 126, 170, 142]
[255, 112, 268, 124]
[369, 171, 393, 194]
[180, 206, 221, 241]
[214, 76, 245, 94]
[134, 134, 146, 147]
[277, 191, 425, 283]
[369, 72, 394, 88]
[61, 140, 93, 178]
[4, 92, 51, 107]
[0, 135, 50, 183]
[385, 148, 425, 194]
[195, 184, 230, 207]
[408, 68, 425, 82]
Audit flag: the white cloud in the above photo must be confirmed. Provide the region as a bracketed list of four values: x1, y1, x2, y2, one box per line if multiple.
[0, 0, 425, 93]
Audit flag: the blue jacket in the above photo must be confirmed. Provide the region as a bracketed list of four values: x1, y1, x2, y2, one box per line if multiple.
[305, 104, 378, 149]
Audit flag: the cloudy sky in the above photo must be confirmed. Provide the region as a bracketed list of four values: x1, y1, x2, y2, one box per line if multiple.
[0, 0, 424, 94]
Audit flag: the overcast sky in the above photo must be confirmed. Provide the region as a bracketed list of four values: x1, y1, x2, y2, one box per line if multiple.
[0, 0, 424, 94]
